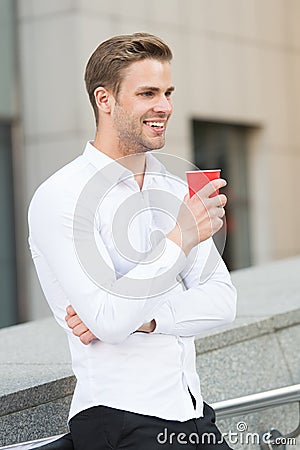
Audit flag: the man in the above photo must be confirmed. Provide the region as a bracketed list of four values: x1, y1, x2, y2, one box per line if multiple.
[28, 33, 236, 449]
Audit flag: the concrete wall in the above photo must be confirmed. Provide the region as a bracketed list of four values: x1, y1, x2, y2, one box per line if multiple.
[16, 1, 300, 317]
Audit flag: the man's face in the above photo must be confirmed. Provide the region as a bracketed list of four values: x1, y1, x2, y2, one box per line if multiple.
[111, 59, 174, 155]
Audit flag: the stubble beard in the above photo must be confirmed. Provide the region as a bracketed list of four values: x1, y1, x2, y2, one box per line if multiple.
[113, 103, 166, 156]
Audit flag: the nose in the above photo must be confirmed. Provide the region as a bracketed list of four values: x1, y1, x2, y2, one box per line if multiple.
[153, 94, 173, 114]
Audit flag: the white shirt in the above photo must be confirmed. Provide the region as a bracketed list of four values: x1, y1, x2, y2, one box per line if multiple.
[28, 141, 237, 422]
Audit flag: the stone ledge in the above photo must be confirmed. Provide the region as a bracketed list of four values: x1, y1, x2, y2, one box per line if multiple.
[195, 255, 300, 354]
[195, 308, 300, 355]
[0, 377, 75, 418]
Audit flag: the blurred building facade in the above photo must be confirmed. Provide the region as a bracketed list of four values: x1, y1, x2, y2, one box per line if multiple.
[1, 0, 300, 326]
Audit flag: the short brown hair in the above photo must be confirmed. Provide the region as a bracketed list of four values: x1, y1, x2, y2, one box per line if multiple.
[84, 32, 173, 125]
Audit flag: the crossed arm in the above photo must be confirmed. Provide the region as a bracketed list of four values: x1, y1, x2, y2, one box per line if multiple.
[65, 236, 236, 345]
[29, 178, 236, 345]
[65, 304, 156, 345]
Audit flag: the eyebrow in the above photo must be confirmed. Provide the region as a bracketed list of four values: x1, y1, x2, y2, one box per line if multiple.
[136, 86, 175, 93]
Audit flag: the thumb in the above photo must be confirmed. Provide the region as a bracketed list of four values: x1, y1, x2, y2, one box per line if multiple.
[183, 193, 191, 203]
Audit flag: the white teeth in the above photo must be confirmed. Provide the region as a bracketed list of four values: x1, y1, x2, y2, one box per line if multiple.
[145, 121, 164, 128]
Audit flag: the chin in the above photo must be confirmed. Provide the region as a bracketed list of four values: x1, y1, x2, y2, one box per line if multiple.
[146, 138, 166, 151]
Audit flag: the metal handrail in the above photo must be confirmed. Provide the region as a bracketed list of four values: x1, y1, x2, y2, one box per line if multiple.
[212, 384, 300, 449]
[211, 383, 300, 418]
[0, 435, 64, 449]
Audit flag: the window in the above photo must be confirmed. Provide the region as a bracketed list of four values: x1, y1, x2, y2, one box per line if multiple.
[0, 0, 19, 327]
[0, 123, 18, 327]
[192, 120, 252, 270]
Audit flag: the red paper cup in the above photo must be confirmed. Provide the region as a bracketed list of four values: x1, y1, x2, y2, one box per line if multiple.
[186, 169, 221, 198]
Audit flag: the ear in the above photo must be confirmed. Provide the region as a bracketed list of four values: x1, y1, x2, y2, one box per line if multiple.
[94, 87, 114, 114]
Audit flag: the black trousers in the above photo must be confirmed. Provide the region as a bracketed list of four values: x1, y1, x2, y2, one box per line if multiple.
[68, 403, 232, 449]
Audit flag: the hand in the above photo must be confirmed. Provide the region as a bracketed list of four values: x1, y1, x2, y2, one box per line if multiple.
[65, 305, 97, 345]
[167, 178, 227, 255]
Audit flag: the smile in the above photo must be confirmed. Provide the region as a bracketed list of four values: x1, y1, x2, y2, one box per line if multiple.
[143, 120, 166, 133]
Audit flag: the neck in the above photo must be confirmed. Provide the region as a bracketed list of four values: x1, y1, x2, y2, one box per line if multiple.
[93, 130, 146, 190]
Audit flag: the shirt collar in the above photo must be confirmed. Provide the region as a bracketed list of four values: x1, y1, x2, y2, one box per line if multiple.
[82, 141, 167, 185]
[145, 152, 167, 178]
[83, 141, 131, 183]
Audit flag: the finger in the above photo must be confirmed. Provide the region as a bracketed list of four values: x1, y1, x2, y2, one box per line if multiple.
[80, 331, 97, 345]
[67, 315, 82, 329]
[72, 323, 89, 337]
[210, 194, 227, 208]
[66, 305, 76, 316]
[182, 193, 192, 206]
[65, 313, 76, 324]
[219, 207, 226, 218]
[205, 214, 225, 238]
[213, 217, 224, 233]
[218, 194, 227, 207]
[214, 207, 226, 218]
[197, 178, 227, 198]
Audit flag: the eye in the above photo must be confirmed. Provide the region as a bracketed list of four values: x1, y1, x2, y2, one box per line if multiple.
[140, 91, 154, 97]
[165, 90, 173, 98]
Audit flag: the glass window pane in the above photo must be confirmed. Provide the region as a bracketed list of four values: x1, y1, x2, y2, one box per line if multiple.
[0, 0, 16, 118]
[0, 123, 18, 327]
[192, 120, 252, 270]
